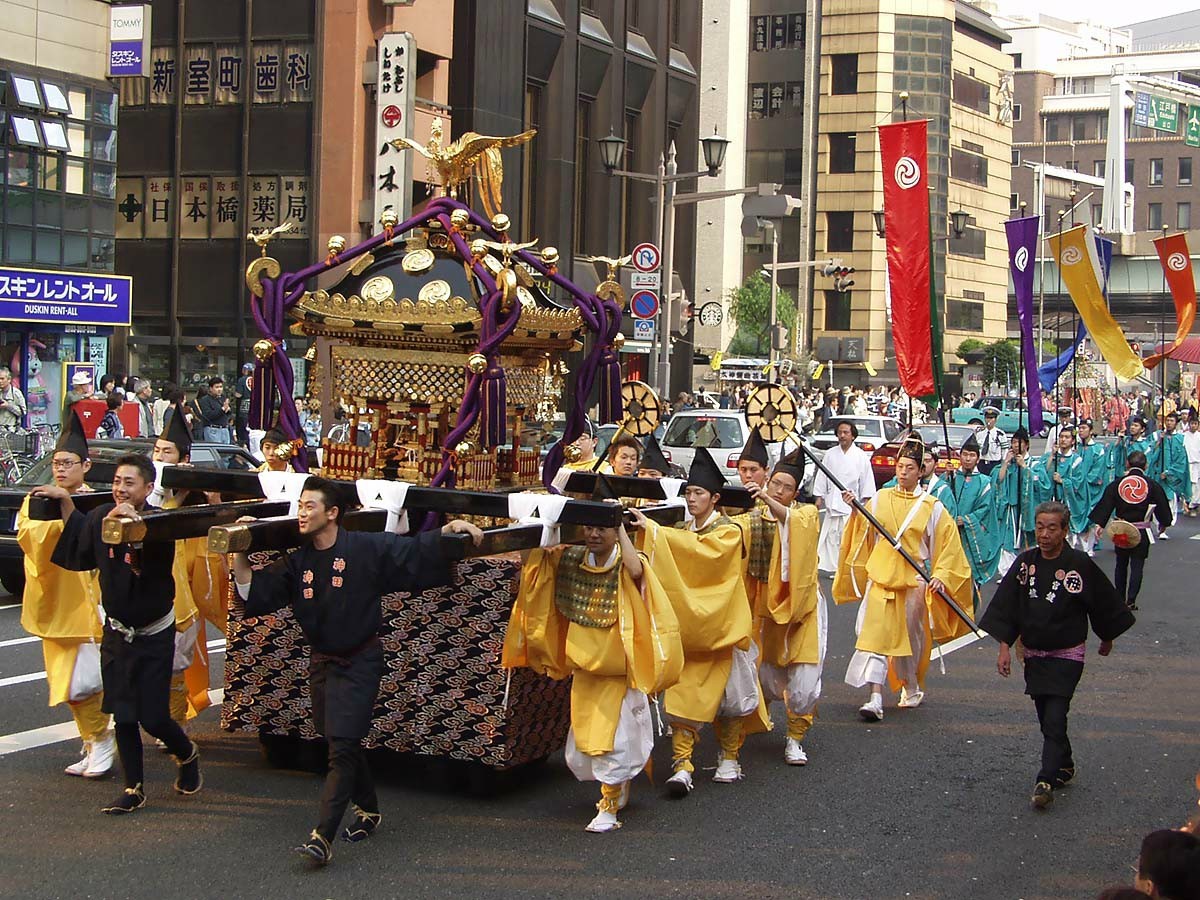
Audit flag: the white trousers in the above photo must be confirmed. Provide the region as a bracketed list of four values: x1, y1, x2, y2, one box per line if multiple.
[758, 587, 828, 716]
[844, 586, 926, 691]
[564, 689, 653, 786]
[172, 618, 200, 674]
[817, 512, 847, 574]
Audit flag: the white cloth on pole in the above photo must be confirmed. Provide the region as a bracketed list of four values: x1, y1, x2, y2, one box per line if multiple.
[563, 689, 654, 785]
[258, 470, 310, 516]
[659, 477, 686, 501]
[357, 479, 411, 533]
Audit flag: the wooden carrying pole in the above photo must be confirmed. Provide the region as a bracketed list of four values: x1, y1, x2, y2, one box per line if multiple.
[100, 500, 293, 545]
[208, 503, 688, 557]
[562, 471, 756, 509]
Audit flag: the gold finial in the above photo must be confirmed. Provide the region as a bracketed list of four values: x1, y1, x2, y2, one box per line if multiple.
[252, 339, 276, 362]
[389, 119, 536, 219]
[541, 246, 559, 266]
[248, 221, 295, 257]
[612, 333, 626, 350]
[449, 208, 470, 230]
[492, 213, 511, 234]
[584, 253, 633, 284]
[327, 235, 346, 256]
[466, 353, 488, 375]
[380, 208, 399, 230]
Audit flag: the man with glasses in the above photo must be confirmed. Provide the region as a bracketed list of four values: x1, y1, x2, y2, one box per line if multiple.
[17, 411, 114, 778]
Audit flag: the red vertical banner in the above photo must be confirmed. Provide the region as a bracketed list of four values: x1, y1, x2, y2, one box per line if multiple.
[879, 119, 935, 397]
[1145, 232, 1197, 369]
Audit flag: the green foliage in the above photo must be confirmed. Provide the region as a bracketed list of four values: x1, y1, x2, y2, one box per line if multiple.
[978, 339, 1021, 387]
[727, 272, 796, 357]
[955, 338, 987, 359]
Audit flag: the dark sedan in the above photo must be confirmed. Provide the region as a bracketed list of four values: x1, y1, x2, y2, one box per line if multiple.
[0, 438, 258, 597]
[868, 423, 979, 488]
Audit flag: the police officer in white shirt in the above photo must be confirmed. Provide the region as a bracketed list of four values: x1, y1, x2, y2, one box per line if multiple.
[976, 406, 1009, 476]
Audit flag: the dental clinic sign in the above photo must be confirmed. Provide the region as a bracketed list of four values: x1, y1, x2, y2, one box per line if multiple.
[0, 266, 133, 327]
[108, 5, 152, 78]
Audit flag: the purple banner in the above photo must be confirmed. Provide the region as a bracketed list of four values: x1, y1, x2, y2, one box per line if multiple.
[1005, 215, 1044, 435]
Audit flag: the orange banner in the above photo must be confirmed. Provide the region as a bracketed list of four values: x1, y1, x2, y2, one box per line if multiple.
[1145, 232, 1197, 369]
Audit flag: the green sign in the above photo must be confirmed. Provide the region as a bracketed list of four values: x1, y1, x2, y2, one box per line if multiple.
[1187, 105, 1200, 148]
[1133, 91, 1179, 134]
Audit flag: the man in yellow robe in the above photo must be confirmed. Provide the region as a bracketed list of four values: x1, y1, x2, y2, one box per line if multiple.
[17, 411, 114, 777]
[746, 449, 825, 766]
[502, 519, 682, 833]
[550, 418, 604, 490]
[630, 448, 763, 796]
[149, 401, 217, 725]
[834, 437, 973, 720]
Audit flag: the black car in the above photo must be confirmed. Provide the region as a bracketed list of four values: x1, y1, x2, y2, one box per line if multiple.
[0, 439, 258, 598]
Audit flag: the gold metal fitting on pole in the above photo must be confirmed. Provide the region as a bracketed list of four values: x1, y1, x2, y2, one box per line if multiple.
[101, 515, 146, 546]
[208, 523, 251, 555]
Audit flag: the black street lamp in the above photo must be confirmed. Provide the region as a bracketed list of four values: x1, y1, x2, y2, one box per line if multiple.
[949, 206, 970, 239]
[700, 128, 730, 176]
[598, 130, 626, 173]
[872, 209, 886, 238]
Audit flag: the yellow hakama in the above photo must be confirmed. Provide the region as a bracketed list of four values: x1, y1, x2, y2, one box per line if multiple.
[17, 494, 109, 741]
[833, 487, 973, 692]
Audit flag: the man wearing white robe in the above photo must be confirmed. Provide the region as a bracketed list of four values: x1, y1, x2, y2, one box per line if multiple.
[812, 422, 877, 574]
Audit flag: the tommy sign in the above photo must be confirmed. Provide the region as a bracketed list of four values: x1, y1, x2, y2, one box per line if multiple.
[108, 4, 152, 78]
[373, 32, 416, 233]
[0, 266, 133, 327]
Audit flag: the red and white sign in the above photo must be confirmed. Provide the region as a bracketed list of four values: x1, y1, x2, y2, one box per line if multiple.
[632, 242, 661, 272]
[381, 104, 402, 128]
[372, 32, 416, 234]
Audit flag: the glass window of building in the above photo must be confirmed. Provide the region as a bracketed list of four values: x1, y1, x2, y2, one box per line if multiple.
[1011, 149, 1020, 166]
[951, 147, 987, 186]
[1150, 159, 1163, 186]
[1179, 157, 1192, 186]
[952, 72, 989, 115]
[946, 299, 984, 331]
[823, 290, 851, 330]
[825, 210, 853, 252]
[1013, 103, 1022, 121]
[1045, 116, 1061, 142]
[1148, 202, 1163, 231]
[828, 132, 856, 174]
[831, 54, 858, 95]
[1093, 160, 1105, 178]
[1071, 116, 1088, 141]
[1177, 202, 1191, 231]
[1125, 158, 1134, 184]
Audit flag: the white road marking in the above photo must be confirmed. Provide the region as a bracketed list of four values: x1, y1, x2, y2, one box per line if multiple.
[0, 603, 22, 611]
[0, 636, 39, 648]
[0, 689, 225, 757]
[1190, 533, 1200, 540]
[0, 639, 225, 690]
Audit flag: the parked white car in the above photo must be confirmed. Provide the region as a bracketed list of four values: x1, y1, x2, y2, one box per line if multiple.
[662, 409, 814, 491]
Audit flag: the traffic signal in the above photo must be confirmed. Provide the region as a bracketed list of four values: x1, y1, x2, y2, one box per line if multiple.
[833, 265, 855, 292]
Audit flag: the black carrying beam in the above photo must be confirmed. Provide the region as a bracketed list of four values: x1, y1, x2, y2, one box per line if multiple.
[7, 491, 115, 521]
[208, 508, 389, 554]
[563, 471, 756, 510]
[159, 466, 630, 527]
[101, 500, 293, 545]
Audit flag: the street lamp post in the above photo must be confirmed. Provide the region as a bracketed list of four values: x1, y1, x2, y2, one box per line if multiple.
[598, 128, 731, 398]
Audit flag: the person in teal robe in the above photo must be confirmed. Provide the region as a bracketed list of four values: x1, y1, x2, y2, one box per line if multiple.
[1045, 428, 1092, 550]
[993, 427, 1038, 579]
[1106, 416, 1155, 484]
[1147, 412, 1191, 533]
[948, 433, 999, 588]
[1075, 419, 1109, 554]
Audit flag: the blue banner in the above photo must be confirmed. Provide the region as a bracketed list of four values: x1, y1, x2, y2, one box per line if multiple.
[0, 266, 132, 327]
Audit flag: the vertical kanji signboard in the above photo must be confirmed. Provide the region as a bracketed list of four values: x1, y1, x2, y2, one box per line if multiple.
[373, 32, 416, 233]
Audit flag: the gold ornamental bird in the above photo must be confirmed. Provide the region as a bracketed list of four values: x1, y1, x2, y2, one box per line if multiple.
[247, 221, 295, 256]
[390, 117, 536, 219]
[583, 253, 633, 282]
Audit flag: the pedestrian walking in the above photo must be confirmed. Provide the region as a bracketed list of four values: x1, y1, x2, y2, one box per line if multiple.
[981, 500, 1133, 811]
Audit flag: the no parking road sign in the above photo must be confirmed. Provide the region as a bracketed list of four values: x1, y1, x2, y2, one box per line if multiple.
[632, 242, 661, 272]
[630, 289, 660, 319]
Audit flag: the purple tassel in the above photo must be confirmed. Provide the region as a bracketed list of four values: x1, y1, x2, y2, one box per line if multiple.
[479, 360, 507, 448]
[597, 347, 622, 424]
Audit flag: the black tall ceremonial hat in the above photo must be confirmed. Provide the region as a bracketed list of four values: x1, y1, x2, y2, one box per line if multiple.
[897, 435, 925, 464]
[961, 431, 980, 453]
[592, 472, 621, 502]
[161, 401, 193, 456]
[738, 428, 770, 467]
[55, 408, 89, 461]
[641, 432, 671, 475]
[686, 447, 726, 494]
[772, 445, 805, 486]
